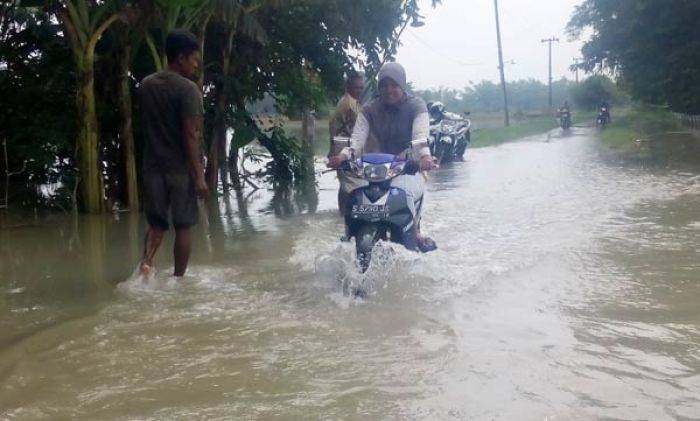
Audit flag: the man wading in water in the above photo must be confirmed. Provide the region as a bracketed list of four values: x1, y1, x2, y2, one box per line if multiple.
[139, 30, 208, 277]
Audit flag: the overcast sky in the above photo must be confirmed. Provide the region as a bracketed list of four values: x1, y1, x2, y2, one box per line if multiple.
[395, 0, 586, 89]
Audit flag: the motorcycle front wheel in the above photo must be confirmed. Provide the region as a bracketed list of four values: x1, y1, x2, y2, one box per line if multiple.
[434, 141, 454, 165]
[356, 224, 381, 273]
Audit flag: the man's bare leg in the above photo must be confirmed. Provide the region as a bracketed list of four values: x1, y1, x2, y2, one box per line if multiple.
[174, 228, 192, 277]
[141, 226, 165, 275]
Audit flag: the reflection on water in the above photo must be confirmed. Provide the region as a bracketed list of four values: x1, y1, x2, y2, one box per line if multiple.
[1, 127, 700, 419]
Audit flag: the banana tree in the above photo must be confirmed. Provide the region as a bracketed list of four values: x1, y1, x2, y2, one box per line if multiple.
[140, 0, 209, 70]
[113, 22, 140, 210]
[205, 0, 280, 194]
[54, 0, 124, 212]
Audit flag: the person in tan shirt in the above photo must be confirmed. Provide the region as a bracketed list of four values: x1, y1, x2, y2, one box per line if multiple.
[329, 73, 365, 156]
[329, 73, 365, 214]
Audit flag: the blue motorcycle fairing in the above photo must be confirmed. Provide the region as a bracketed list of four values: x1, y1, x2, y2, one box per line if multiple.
[360, 153, 398, 165]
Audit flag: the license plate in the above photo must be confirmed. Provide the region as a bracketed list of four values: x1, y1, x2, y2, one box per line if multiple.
[352, 204, 389, 219]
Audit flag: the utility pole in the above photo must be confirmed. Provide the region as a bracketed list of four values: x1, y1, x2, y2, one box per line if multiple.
[573, 57, 581, 83]
[494, 0, 509, 127]
[541, 37, 559, 110]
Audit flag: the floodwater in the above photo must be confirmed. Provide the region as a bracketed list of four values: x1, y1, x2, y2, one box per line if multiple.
[1, 127, 700, 420]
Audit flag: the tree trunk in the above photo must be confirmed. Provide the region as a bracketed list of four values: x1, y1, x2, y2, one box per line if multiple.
[205, 39, 232, 197]
[228, 144, 241, 190]
[1, 139, 7, 208]
[117, 44, 139, 211]
[301, 109, 316, 150]
[219, 149, 229, 194]
[301, 109, 316, 178]
[195, 14, 210, 90]
[76, 56, 105, 213]
[205, 85, 226, 196]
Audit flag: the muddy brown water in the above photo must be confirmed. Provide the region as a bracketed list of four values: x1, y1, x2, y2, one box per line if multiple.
[1, 127, 699, 420]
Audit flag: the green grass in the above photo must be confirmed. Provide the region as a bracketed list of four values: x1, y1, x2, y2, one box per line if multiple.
[471, 118, 557, 147]
[471, 111, 596, 148]
[600, 106, 681, 150]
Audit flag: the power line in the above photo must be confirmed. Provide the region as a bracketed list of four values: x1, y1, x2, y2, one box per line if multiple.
[406, 29, 485, 68]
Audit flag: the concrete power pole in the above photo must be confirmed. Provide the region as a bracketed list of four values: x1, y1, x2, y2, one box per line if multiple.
[541, 37, 559, 110]
[494, 0, 510, 127]
[573, 57, 581, 83]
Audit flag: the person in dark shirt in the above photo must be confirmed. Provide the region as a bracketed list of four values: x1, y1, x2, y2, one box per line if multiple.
[139, 30, 208, 278]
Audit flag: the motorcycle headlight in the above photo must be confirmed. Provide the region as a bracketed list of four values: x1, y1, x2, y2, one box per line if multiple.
[441, 122, 456, 134]
[363, 164, 388, 182]
[440, 135, 454, 145]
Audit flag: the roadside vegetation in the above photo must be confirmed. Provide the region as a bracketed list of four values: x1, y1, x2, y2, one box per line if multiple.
[600, 107, 681, 150]
[470, 110, 596, 148]
[569, 1, 700, 115]
[0, 0, 439, 213]
[471, 115, 558, 148]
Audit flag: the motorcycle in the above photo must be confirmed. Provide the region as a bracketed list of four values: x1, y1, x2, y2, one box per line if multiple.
[559, 109, 572, 130]
[596, 107, 610, 128]
[337, 153, 424, 275]
[428, 111, 471, 164]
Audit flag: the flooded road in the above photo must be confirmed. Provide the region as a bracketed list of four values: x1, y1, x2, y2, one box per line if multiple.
[2, 127, 700, 420]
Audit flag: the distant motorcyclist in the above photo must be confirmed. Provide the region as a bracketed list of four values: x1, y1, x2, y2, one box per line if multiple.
[558, 101, 572, 129]
[599, 100, 611, 123]
[328, 62, 437, 252]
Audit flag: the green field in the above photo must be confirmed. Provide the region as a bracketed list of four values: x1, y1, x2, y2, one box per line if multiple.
[598, 107, 681, 150]
[471, 111, 596, 148]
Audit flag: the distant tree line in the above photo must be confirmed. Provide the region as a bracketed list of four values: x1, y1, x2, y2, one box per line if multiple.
[412, 76, 626, 115]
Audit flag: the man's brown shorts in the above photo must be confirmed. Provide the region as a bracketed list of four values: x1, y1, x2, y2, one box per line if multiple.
[144, 172, 198, 230]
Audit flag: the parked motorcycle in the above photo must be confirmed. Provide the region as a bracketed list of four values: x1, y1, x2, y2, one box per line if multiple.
[337, 153, 424, 277]
[427, 102, 471, 164]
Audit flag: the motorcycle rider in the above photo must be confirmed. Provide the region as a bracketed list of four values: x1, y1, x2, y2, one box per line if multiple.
[559, 101, 571, 113]
[558, 101, 572, 127]
[328, 62, 438, 252]
[428, 101, 446, 124]
[599, 100, 611, 123]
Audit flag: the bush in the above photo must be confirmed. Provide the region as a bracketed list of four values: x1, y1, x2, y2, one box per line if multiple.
[569, 75, 627, 110]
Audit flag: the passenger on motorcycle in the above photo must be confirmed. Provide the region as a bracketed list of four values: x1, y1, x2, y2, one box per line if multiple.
[328, 62, 438, 252]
